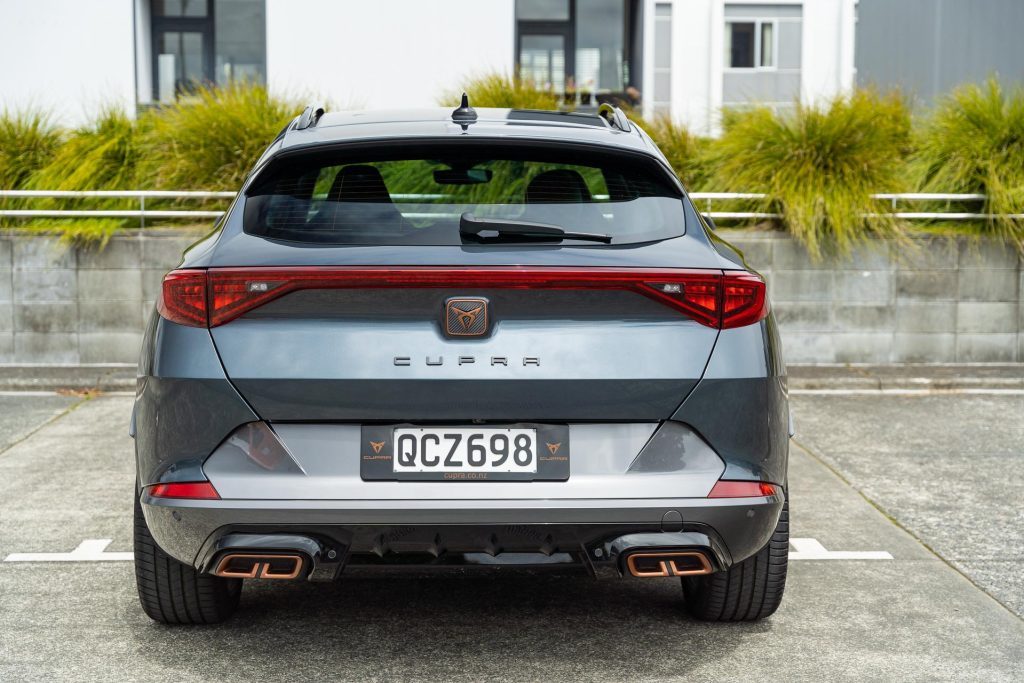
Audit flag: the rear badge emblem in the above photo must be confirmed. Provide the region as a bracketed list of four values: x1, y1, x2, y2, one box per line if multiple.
[445, 297, 489, 337]
[369, 440, 385, 454]
[546, 442, 562, 455]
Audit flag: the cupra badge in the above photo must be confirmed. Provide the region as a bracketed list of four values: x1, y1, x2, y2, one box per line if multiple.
[445, 297, 489, 337]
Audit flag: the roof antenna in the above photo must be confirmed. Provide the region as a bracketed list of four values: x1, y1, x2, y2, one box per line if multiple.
[451, 92, 478, 129]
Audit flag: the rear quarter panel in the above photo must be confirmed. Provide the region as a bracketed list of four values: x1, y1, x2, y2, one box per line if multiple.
[134, 313, 258, 486]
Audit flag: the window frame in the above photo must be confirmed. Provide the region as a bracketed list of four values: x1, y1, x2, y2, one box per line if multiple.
[147, 0, 268, 104]
[514, 0, 642, 99]
[150, 1, 217, 99]
[724, 17, 778, 72]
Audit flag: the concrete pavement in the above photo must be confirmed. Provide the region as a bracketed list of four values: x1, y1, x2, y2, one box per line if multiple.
[793, 392, 1024, 618]
[0, 393, 1021, 682]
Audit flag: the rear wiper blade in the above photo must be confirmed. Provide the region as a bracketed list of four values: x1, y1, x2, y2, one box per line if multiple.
[459, 213, 612, 244]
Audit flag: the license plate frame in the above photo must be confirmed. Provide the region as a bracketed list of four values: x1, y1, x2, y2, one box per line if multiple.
[360, 424, 570, 481]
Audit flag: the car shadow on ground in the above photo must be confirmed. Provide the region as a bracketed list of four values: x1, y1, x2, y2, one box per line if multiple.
[128, 572, 766, 679]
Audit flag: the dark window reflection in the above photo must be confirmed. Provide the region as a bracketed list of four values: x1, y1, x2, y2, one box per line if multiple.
[728, 22, 755, 68]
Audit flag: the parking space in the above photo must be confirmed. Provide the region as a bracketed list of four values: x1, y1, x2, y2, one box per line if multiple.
[792, 392, 1024, 618]
[1, 393, 1022, 682]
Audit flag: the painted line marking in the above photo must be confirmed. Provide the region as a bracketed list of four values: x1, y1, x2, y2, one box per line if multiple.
[3, 538, 893, 564]
[0, 391, 136, 397]
[789, 537, 893, 560]
[791, 388, 1024, 396]
[4, 539, 132, 562]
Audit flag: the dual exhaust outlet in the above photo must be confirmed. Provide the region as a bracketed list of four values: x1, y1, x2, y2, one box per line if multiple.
[213, 553, 306, 580]
[624, 551, 713, 578]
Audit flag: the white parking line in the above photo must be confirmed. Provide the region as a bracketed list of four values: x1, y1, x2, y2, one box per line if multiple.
[788, 537, 893, 560]
[4, 539, 132, 562]
[0, 391, 137, 397]
[3, 537, 894, 563]
[791, 388, 1024, 396]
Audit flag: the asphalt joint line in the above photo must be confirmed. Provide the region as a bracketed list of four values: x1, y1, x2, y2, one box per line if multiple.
[0, 395, 92, 460]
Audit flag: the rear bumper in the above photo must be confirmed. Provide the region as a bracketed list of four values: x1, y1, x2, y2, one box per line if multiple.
[141, 493, 784, 575]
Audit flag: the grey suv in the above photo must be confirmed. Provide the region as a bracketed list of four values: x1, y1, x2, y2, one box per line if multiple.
[132, 99, 790, 624]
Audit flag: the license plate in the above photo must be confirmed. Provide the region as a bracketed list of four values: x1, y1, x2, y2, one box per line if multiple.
[394, 427, 537, 474]
[360, 424, 570, 481]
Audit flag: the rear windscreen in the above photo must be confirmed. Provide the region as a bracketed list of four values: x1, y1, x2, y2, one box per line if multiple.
[243, 143, 685, 245]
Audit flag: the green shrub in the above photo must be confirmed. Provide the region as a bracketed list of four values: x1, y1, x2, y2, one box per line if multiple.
[439, 73, 559, 110]
[29, 107, 140, 191]
[0, 109, 62, 189]
[140, 81, 300, 191]
[710, 91, 912, 258]
[19, 108, 143, 244]
[912, 78, 1024, 248]
[636, 114, 712, 190]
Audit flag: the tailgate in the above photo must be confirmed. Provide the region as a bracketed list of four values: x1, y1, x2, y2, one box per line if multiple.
[206, 267, 722, 421]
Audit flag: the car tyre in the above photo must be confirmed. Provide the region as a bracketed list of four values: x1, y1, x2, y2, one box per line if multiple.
[682, 494, 789, 621]
[133, 492, 241, 624]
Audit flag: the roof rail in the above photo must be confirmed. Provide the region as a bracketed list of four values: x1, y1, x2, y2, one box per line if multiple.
[597, 103, 632, 133]
[294, 104, 325, 130]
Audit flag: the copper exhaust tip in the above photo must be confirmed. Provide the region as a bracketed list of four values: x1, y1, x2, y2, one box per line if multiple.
[625, 551, 713, 578]
[213, 553, 304, 580]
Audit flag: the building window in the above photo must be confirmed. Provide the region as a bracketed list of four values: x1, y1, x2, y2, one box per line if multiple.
[520, 34, 568, 94]
[149, 0, 266, 103]
[725, 19, 776, 70]
[652, 3, 672, 114]
[515, 0, 642, 106]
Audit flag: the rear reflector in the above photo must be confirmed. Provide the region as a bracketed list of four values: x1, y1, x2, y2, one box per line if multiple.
[158, 267, 768, 329]
[708, 480, 781, 498]
[146, 481, 220, 500]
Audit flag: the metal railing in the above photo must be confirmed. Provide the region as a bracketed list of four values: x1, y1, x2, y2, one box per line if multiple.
[689, 192, 1023, 220]
[0, 190, 234, 228]
[1, 190, 1020, 226]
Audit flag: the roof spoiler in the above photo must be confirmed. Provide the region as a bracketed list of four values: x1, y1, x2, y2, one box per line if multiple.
[294, 104, 325, 130]
[597, 103, 632, 132]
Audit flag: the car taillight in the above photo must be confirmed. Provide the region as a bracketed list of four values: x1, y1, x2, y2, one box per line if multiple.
[721, 272, 769, 329]
[145, 481, 220, 500]
[157, 269, 207, 327]
[708, 480, 781, 498]
[157, 267, 769, 329]
[640, 271, 767, 329]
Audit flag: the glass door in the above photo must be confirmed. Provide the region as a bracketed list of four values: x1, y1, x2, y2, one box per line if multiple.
[519, 34, 568, 93]
[516, 0, 639, 108]
[151, 0, 215, 103]
[516, 0, 574, 102]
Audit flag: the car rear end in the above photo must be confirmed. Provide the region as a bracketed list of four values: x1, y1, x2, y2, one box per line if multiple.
[132, 110, 789, 623]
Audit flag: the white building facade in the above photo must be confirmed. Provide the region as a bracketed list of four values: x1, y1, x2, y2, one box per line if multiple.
[0, 0, 855, 134]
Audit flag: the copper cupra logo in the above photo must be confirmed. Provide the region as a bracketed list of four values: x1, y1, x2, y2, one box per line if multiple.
[546, 442, 562, 455]
[455, 306, 481, 329]
[445, 297, 489, 337]
[369, 441, 385, 454]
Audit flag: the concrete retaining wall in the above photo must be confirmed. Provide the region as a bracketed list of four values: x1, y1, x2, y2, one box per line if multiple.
[0, 229, 1021, 364]
[0, 231, 197, 364]
[724, 230, 1024, 363]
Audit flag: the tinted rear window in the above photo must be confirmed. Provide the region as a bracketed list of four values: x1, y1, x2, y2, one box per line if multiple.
[243, 143, 684, 245]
